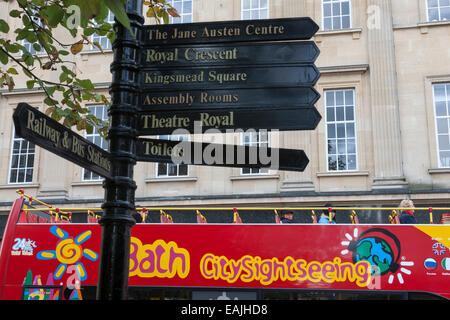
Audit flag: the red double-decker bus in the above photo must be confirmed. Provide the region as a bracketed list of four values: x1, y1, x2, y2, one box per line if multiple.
[1, 192, 449, 300]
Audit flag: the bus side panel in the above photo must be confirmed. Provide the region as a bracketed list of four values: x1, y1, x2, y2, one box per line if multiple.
[1, 224, 101, 300]
[2, 223, 450, 299]
[0, 198, 24, 300]
[127, 224, 450, 298]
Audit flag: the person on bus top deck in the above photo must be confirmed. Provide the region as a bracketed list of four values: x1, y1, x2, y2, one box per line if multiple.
[280, 211, 294, 224]
[318, 203, 337, 224]
[399, 199, 417, 224]
[132, 211, 143, 223]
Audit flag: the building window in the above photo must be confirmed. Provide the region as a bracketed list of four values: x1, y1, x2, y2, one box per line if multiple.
[427, 0, 450, 21]
[23, 9, 43, 54]
[167, 0, 193, 23]
[325, 89, 358, 171]
[433, 83, 450, 167]
[241, 131, 269, 175]
[23, 39, 43, 55]
[83, 105, 109, 181]
[9, 132, 35, 184]
[241, 0, 269, 20]
[92, 11, 115, 50]
[322, 0, 351, 31]
[156, 135, 189, 177]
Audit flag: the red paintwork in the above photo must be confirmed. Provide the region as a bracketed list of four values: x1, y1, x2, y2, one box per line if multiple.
[1, 201, 450, 299]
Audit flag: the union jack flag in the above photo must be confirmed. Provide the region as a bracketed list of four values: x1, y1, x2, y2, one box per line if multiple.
[432, 242, 446, 255]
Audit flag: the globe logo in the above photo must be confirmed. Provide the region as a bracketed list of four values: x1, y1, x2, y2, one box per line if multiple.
[350, 236, 395, 276]
[342, 228, 414, 284]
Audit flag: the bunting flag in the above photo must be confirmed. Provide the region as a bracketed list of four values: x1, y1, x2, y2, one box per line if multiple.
[196, 210, 207, 224]
[233, 208, 243, 224]
[160, 210, 174, 224]
[19, 204, 28, 223]
[350, 210, 359, 224]
[274, 209, 282, 224]
[140, 208, 147, 223]
[311, 210, 318, 224]
[87, 210, 99, 223]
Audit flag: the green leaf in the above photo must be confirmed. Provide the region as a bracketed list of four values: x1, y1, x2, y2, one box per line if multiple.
[10, 10, 22, 18]
[26, 80, 36, 89]
[103, 0, 132, 33]
[59, 71, 69, 83]
[44, 97, 58, 106]
[77, 79, 95, 90]
[21, 52, 34, 66]
[83, 27, 96, 36]
[33, 43, 41, 52]
[4, 42, 21, 54]
[0, 50, 8, 64]
[0, 19, 10, 33]
[7, 67, 19, 75]
[45, 85, 57, 96]
[73, 0, 102, 20]
[162, 10, 169, 24]
[61, 65, 76, 77]
[47, 4, 65, 28]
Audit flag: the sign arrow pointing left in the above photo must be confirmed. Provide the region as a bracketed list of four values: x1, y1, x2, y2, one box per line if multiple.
[13, 103, 112, 180]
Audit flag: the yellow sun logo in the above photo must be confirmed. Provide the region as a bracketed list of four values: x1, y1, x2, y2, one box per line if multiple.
[37, 226, 98, 281]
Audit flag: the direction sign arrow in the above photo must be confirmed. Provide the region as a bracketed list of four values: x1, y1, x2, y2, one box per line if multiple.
[140, 86, 321, 111]
[136, 138, 310, 172]
[138, 107, 321, 135]
[142, 65, 320, 90]
[143, 41, 320, 68]
[143, 17, 319, 45]
[13, 103, 112, 179]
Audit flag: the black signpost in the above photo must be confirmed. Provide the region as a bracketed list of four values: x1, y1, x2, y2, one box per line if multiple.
[143, 17, 320, 45]
[136, 138, 309, 172]
[12, 0, 322, 300]
[142, 41, 320, 67]
[140, 87, 320, 110]
[13, 103, 112, 180]
[138, 107, 321, 135]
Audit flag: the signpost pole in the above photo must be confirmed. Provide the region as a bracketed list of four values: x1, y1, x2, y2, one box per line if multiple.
[96, 0, 143, 300]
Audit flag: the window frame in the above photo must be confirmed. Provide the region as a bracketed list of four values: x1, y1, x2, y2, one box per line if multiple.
[241, 0, 269, 20]
[240, 130, 270, 175]
[91, 11, 115, 51]
[432, 82, 450, 168]
[324, 88, 359, 172]
[22, 8, 44, 55]
[155, 135, 189, 178]
[82, 105, 109, 181]
[8, 128, 35, 184]
[167, 0, 193, 24]
[426, 0, 450, 22]
[321, 0, 353, 31]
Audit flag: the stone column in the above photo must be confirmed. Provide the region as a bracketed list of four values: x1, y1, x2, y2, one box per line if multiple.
[367, 0, 407, 189]
[278, 0, 315, 192]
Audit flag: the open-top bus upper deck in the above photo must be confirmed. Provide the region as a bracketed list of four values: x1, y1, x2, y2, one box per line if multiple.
[1, 190, 449, 300]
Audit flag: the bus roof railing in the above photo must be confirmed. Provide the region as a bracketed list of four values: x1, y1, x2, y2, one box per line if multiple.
[15, 189, 450, 225]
